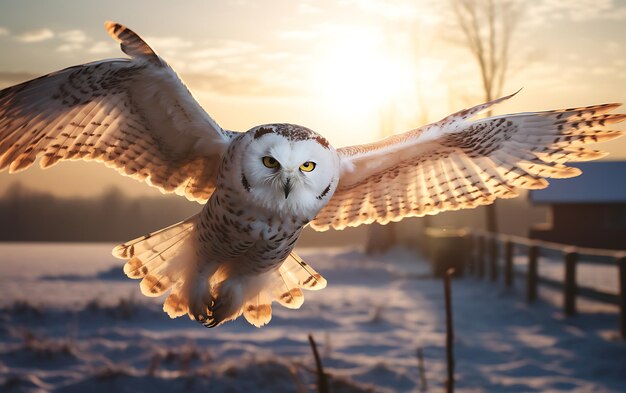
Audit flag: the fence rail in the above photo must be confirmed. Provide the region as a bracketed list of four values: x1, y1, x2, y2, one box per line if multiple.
[466, 231, 626, 339]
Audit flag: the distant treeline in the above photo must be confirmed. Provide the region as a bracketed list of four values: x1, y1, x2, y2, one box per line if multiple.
[0, 180, 546, 244]
[0, 182, 199, 242]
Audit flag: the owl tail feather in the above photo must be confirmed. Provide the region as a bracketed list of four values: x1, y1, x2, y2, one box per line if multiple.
[112, 215, 199, 303]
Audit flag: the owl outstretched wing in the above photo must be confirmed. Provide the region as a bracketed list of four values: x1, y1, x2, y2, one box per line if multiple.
[311, 92, 626, 231]
[0, 22, 236, 203]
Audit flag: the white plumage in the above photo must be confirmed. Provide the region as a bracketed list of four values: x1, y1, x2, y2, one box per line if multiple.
[0, 22, 624, 328]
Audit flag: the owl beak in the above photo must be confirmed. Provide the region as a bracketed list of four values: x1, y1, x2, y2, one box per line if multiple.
[283, 178, 292, 199]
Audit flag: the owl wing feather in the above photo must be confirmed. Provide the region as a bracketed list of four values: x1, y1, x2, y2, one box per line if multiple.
[0, 21, 236, 203]
[311, 92, 626, 231]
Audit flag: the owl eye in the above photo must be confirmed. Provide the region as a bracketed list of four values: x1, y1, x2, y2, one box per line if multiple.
[299, 161, 316, 172]
[262, 156, 280, 169]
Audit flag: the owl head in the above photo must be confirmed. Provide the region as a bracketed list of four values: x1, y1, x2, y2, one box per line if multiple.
[238, 124, 341, 219]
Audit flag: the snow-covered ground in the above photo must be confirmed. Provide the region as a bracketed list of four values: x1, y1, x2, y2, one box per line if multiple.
[0, 243, 625, 392]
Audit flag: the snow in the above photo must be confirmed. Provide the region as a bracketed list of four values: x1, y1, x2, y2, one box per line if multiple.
[0, 243, 625, 392]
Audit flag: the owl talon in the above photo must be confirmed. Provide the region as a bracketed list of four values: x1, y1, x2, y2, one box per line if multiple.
[203, 318, 218, 328]
[209, 299, 223, 312]
[200, 314, 218, 328]
[197, 297, 224, 328]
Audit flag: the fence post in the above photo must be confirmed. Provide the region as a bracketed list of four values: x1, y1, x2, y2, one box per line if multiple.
[477, 235, 485, 279]
[444, 268, 455, 393]
[617, 256, 626, 340]
[466, 236, 475, 276]
[504, 240, 514, 288]
[564, 250, 578, 316]
[489, 236, 499, 282]
[527, 245, 539, 304]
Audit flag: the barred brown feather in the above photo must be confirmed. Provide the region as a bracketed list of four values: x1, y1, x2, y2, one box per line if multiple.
[0, 25, 233, 202]
[311, 95, 625, 231]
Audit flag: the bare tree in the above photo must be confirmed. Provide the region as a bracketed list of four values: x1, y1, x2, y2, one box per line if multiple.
[450, 0, 524, 233]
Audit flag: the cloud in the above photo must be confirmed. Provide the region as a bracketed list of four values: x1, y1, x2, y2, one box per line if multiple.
[59, 29, 88, 44]
[527, 0, 626, 23]
[57, 43, 82, 52]
[143, 36, 194, 55]
[56, 30, 93, 53]
[16, 28, 54, 43]
[186, 40, 258, 60]
[88, 41, 115, 54]
[57, 29, 103, 53]
[169, 40, 261, 74]
[157, 36, 304, 97]
[0, 27, 9, 36]
[182, 72, 301, 97]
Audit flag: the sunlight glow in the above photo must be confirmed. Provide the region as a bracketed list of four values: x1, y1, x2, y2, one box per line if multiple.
[313, 37, 417, 118]
[309, 31, 448, 141]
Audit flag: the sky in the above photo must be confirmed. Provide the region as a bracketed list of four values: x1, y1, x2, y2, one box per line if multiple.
[0, 0, 625, 198]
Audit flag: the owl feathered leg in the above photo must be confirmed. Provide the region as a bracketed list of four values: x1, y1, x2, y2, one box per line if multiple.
[241, 252, 328, 328]
[200, 254, 328, 328]
[176, 249, 327, 328]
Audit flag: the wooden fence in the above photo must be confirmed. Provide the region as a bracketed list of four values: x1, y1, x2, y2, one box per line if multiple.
[466, 232, 626, 339]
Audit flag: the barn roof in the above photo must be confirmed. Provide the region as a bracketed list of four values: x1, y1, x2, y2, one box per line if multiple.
[530, 161, 626, 204]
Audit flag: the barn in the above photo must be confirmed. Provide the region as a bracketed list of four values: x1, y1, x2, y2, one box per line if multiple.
[529, 161, 626, 250]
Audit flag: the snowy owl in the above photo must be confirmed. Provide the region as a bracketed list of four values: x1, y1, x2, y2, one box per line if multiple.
[1, 22, 624, 328]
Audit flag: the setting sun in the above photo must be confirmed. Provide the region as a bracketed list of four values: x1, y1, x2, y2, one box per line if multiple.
[313, 34, 418, 119]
